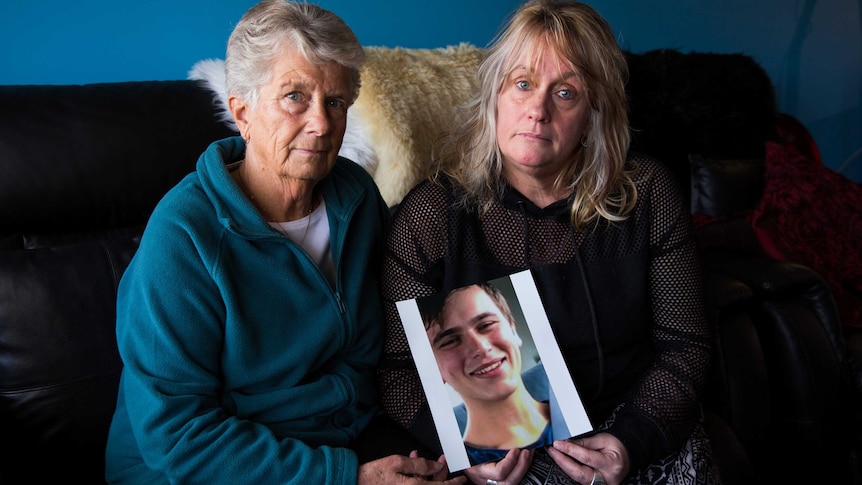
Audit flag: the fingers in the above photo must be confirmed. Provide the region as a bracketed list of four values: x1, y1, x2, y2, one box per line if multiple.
[400, 452, 460, 482]
[547, 433, 630, 485]
[429, 454, 450, 481]
[462, 448, 535, 485]
[551, 439, 595, 467]
[370, 454, 444, 479]
[505, 448, 533, 484]
[442, 476, 468, 484]
[359, 454, 467, 484]
[397, 455, 447, 477]
[493, 448, 522, 475]
[546, 444, 594, 484]
[463, 465, 489, 484]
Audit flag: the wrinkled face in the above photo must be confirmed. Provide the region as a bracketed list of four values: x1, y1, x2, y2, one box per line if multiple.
[496, 47, 591, 185]
[428, 286, 524, 404]
[242, 47, 352, 184]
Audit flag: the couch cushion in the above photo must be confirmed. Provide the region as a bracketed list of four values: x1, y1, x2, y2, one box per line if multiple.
[689, 154, 764, 218]
[0, 236, 136, 483]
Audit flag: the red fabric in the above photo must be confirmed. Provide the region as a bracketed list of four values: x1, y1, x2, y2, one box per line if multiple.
[748, 141, 862, 328]
[775, 113, 823, 165]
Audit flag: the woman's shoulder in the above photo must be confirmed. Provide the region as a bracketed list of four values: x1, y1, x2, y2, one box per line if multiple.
[627, 152, 685, 195]
[332, 156, 380, 191]
[143, 178, 214, 246]
[628, 152, 671, 178]
[393, 175, 454, 214]
[624, 152, 690, 225]
[151, 174, 208, 224]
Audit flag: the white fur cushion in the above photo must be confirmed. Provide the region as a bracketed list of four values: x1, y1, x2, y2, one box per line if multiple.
[188, 44, 483, 206]
[188, 58, 237, 131]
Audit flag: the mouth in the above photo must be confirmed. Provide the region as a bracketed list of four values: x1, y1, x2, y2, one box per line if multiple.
[518, 132, 549, 142]
[293, 147, 329, 155]
[470, 358, 505, 376]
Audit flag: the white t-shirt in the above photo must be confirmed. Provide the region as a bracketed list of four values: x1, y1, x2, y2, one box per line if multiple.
[270, 200, 335, 286]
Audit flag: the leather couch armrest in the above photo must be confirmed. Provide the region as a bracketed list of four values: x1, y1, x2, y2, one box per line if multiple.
[702, 272, 771, 469]
[703, 251, 847, 362]
[702, 251, 852, 482]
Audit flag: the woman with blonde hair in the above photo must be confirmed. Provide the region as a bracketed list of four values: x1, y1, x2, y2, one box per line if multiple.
[379, 1, 719, 484]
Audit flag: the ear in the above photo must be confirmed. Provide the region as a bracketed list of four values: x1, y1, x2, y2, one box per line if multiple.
[228, 95, 251, 141]
[511, 322, 523, 347]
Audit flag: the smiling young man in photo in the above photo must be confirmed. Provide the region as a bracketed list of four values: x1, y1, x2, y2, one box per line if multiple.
[424, 283, 552, 464]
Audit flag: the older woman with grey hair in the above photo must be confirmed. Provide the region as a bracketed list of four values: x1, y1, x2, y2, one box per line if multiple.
[379, 1, 719, 484]
[104, 1, 463, 484]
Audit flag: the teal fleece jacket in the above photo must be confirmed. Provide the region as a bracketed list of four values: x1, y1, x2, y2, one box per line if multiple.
[105, 137, 390, 484]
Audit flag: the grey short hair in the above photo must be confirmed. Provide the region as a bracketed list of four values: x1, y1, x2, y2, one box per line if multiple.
[225, 0, 365, 109]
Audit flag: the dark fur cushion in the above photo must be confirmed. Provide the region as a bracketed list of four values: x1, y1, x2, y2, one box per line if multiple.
[627, 49, 777, 198]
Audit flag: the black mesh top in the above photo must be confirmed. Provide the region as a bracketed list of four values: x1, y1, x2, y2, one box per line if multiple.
[377, 154, 711, 471]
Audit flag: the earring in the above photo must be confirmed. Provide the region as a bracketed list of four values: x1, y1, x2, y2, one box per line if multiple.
[580, 135, 590, 148]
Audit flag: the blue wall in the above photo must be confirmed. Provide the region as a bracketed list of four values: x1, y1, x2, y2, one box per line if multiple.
[2, 0, 859, 181]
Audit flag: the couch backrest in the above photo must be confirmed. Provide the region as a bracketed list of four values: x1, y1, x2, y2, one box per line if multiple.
[0, 80, 236, 247]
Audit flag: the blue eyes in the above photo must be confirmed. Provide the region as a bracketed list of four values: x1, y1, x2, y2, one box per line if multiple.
[514, 80, 575, 100]
[282, 92, 347, 116]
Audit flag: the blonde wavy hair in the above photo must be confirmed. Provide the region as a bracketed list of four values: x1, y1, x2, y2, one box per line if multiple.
[440, 0, 636, 229]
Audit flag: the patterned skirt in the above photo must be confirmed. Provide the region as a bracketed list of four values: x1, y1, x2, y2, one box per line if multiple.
[521, 415, 721, 485]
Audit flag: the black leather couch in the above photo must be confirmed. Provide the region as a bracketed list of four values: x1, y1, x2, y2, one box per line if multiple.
[1, 51, 859, 484]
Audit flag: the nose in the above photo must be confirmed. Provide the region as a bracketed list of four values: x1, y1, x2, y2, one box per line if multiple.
[526, 91, 550, 123]
[464, 330, 493, 357]
[305, 99, 331, 136]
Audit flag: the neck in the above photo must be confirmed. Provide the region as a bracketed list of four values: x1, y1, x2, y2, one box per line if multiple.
[232, 160, 318, 222]
[503, 169, 570, 209]
[462, 387, 550, 449]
